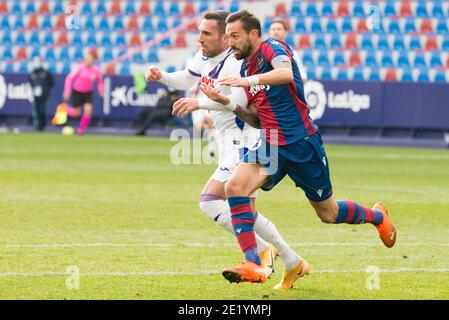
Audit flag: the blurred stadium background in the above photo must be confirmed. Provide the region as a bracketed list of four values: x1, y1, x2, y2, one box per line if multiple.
[0, 0, 448, 146]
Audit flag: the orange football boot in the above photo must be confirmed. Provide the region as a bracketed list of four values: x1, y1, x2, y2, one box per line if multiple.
[51, 103, 68, 125]
[373, 203, 397, 248]
[259, 244, 278, 278]
[222, 260, 267, 284]
[273, 258, 310, 290]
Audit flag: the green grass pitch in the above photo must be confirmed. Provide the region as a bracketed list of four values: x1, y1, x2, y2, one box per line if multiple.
[0, 133, 448, 299]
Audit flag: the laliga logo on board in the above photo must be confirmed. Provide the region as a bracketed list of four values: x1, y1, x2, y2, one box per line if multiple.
[111, 86, 166, 107]
[304, 80, 372, 120]
[304, 80, 327, 120]
[0, 75, 34, 110]
[0, 75, 6, 109]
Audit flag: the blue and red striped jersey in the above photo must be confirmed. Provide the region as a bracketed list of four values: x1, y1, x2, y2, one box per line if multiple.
[241, 38, 317, 145]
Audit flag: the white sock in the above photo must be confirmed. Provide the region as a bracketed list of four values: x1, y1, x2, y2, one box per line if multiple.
[199, 199, 269, 253]
[253, 211, 301, 270]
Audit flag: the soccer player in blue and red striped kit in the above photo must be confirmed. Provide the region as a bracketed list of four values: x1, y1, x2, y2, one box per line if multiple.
[200, 9, 397, 289]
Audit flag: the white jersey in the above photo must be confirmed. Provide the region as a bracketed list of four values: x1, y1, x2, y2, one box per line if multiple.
[186, 49, 260, 177]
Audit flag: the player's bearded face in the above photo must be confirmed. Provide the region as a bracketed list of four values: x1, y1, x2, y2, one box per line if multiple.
[232, 37, 252, 60]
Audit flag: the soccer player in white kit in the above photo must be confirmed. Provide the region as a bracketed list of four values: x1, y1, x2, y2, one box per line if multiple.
[145, 11, 303, 285]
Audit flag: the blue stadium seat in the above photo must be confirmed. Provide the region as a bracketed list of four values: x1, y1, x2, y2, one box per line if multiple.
[326, 19, 338, 33]
[145, 33, 155, 43]
[384, 0, 396, 16]
[85, 15, 95, 30]
[125, 1, 136, 15]
[377, 34, 390, 50]
[5, 62, 14, 73]
[397, 50, 410, 67]
[341, 17, 353, 32]
[172, 19, 182, 29]
[290, 1, 301, 16]
[41, 14, 52, 29]
[160, 37, 172, 47]
[263, 18, 272, 33]
[409, 36, 421, 50]
[337, 68, 348, 80]
[82, 2, 93, 15]
[199, 0, 209, 13]
[414, 53, 426, 68]
[2, 46, 13, 59]
[73, 47, 84, 61]
[430, 51, 442, 67]
[166, 65, 177, 73]
[437, 19, 448, 34]
[147, 48, 159, 62]
[101, 32, 112, 47]
[320, 68, 331, 80]
[132, 52, 144, 64]
[353, 0, 365, 17]
[315, 34, 326, 49]
[154, 0, 166, 17]
[157, 19, 168, 33]
[417, 68, 429, 82]
[306, 68, 315, 80]
[16, 33, 26, 45]
[102, 47, 113, 61]
[72, 31, 82, 45]
[393, 35, 405, 50]
[365, 51, 377, 67]
[2, 32, 12, 45]
[361, 34, 373, 50]
[322, 0, 333, 16]
[442, 36, 449, 50]
[306, 3, 318, 17]
[143, 16, 154, 32]
[120, 63, 130, 76]
[317, 50, 330, 67]
[401, 67, 413, 81]
[330, 34, 342, 48]
[43, 33, 54, 45]
[432, 1, 444, 18]
[115, 33, 126, 46]
[353, 67, 364, 80]
[0, 15, 10, 29]
[30, 46, 40, 58]
[113, 15, 124, 29]
[294, 18, 306, 33]
[44, 48, 56, 62]
[302, 50, 313, 67]
[62, 63, 71, 74]
[284, 32, 295, 48]
[369, 67, 380, 81]
[381, 51, 394, 67]
[59, 47, 70, 63]
[434, 71, 446, 83]
[333, 51, 345, 65]
[416, 1, 428, 17]
[25, 2, 35, 14]
[54, 1, 64, 14]
[311, 18, 322, 33]
[18, 61, 28, 73]
[14, 14, 25, 29]
[11, 2, 21, 14]
[96, 2, 107, 14]
[169, 1, 181, 16]
[404, 18, 416, 33]
[98, 18, 110, 31]
[229, 0, 240, 12]
[388, 19, 401, 34]
[86, 32, 97, 46]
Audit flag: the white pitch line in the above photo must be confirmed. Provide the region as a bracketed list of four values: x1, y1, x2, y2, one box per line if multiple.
[3, 242, 449, 249]
[1, 268, 449, 277]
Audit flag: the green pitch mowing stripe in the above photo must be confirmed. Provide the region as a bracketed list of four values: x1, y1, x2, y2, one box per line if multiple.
[0, 133, 448, 299]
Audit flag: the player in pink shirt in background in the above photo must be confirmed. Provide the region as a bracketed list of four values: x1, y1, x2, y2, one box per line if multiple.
[59, 49, 104, 135]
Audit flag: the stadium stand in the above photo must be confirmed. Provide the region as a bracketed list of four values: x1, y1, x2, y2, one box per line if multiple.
[0, 0, 447, 83]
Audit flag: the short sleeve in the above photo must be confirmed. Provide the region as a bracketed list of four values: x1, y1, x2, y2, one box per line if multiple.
[264, 39, 291, 66]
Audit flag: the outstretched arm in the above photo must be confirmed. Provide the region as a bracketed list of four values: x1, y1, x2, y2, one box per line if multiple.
[145, 65, 198, 91]
[219, 60, 293, 87]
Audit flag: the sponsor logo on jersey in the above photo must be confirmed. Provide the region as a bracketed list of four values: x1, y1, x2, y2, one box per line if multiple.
[249, 84, 271, 96]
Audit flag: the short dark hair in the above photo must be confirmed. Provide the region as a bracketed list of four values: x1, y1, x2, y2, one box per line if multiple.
[270, 19, 288, 31]
[203, 10, 231, 35]
[226, 9, 262, 37]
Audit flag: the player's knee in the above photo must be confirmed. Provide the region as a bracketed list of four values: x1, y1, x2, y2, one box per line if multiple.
[198, 200, 219, 221]
[224, 179, 244, 197]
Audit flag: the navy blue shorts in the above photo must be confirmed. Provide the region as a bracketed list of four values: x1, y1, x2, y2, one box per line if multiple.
[241, 132, 333, 202]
